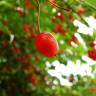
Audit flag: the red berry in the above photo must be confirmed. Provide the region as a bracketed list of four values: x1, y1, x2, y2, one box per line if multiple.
[90, 41, 95, 48]
[57, 12, 64, 20]
[31, 75, 38, 86]
[53, 24, 62, 33]
[69, 15, 75, 23]
[49, 0, 55, 7]
[23, 23, 36, 39]
[2, 41, 9, 48]
[18, 54, 32, 64]
[35, 32, 59, 57]
[53, 24, 66, 35]
[88, 49, 96, 60]
[78, 7, 85, 15]
[52, 16, 57, 22]
[15, 7, 25, 16]
[25, 0, 34, 10]
[35, 55, 41, 61]
[11, 47, 21, 55]
[72, 36, 78, 43]
[22, 23, 30, 33]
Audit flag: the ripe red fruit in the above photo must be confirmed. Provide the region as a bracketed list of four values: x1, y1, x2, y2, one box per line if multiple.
[88, 49, 96, 60]
[35, 32, 59, 57]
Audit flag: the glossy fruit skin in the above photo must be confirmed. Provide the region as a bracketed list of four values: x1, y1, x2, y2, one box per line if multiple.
[35, 32, 59, 58]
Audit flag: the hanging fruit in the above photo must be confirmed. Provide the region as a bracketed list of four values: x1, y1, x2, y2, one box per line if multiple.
[35, 32, 59, 57]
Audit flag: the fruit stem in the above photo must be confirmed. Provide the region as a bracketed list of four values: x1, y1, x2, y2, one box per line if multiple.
[36, 0, 41, 33]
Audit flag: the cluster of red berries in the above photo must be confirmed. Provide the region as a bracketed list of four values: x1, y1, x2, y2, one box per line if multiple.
[17, 54, 32, 64]
[52, 12, 64, 23]
[22, 23, 36, 39]
[53, 24, 66, 35]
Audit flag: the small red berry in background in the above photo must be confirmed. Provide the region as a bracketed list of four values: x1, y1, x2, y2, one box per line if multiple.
[11, 47, 21, 55]
[35, 55, 41, 61]
[22, 23, 36, 39]
[2, 41, 9, 48]
[67, 35, 78, 46]
[78, 6, 85, 15]
[53, 24, 62, 33]
[88, 49, 96, 60]
[49, 0, 55, 7]
[69, 15, 75, 23]
[57, 12, 64, 20]
[52, 16, 57, 23]
[24, 0, 34, 10]
[35, 32, 59, 58]
[72, 35, 78, 43]
[90, 41, 95, 48]
[53, 24, 66, 35]
[15, 7, 25, 16]
[17, 54, 32, 64]
[31, 75, 38, 86]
